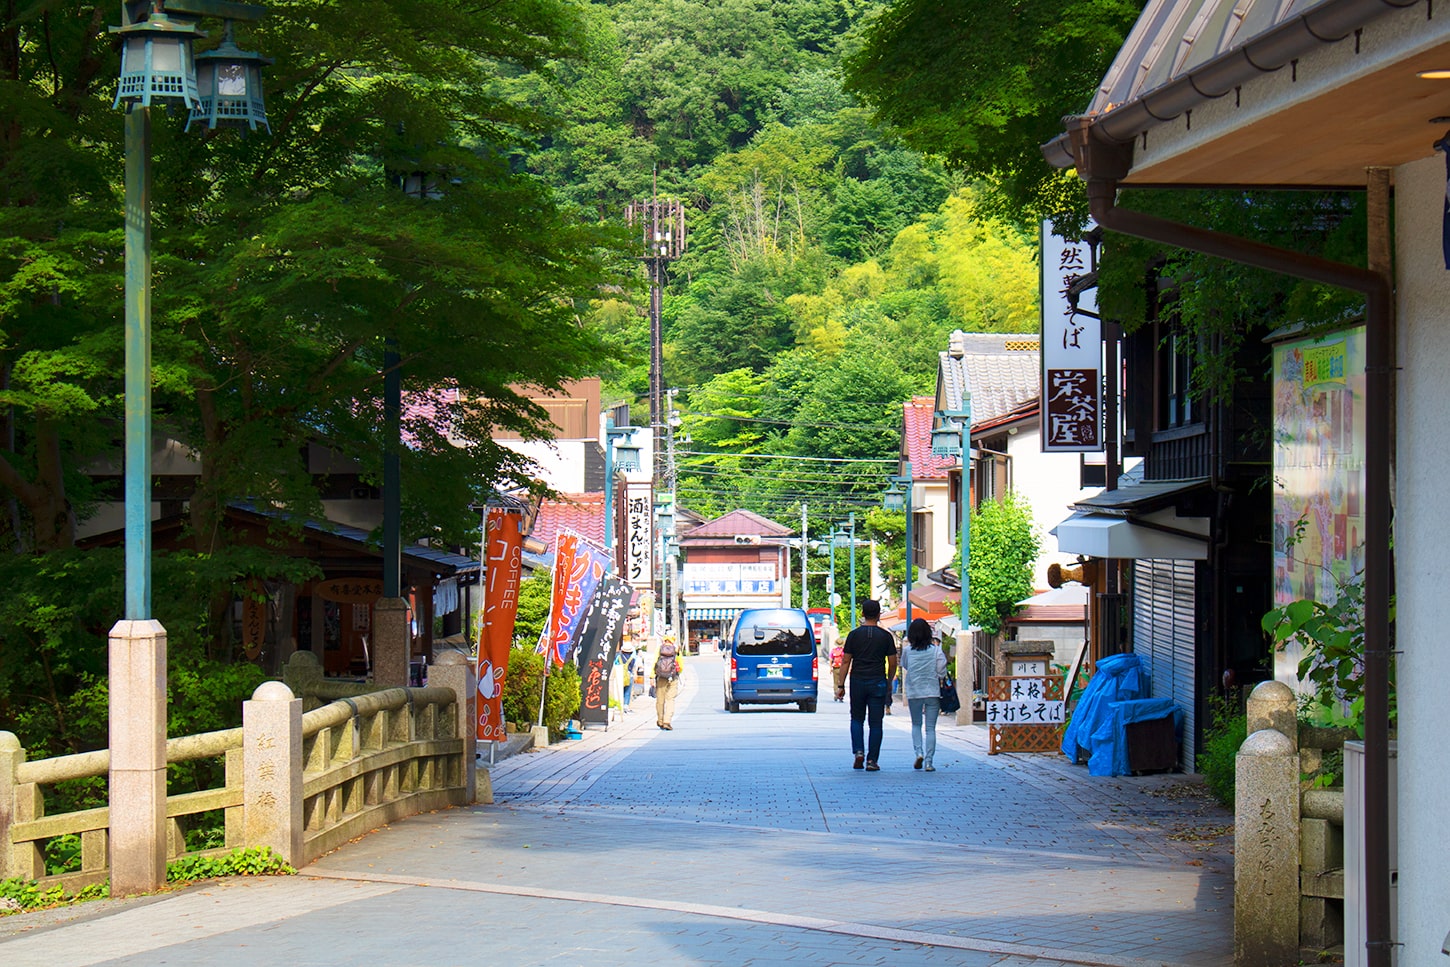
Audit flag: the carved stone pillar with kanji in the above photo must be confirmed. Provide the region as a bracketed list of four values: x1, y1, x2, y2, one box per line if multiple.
[244, 681, 304, 865]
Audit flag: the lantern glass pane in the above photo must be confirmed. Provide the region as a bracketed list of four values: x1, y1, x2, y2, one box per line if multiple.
[123, 38, 147, 72]
[196, 61, 214, 96]
[217, 64, 246, 97]
[151, 38, 182, 73]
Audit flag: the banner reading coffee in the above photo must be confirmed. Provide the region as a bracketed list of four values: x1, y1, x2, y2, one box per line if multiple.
[477, 509, 523, 743]
[573, 576, 631, 726]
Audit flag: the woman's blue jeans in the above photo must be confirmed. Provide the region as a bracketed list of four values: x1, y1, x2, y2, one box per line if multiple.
[849, 677, 891, 761]
[908, 697, 941, 761]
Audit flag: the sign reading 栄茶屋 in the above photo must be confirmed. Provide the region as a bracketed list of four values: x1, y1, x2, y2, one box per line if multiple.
[1040, 221, 1101, 452]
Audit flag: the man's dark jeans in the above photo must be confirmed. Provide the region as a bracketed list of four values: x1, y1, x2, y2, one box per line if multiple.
[848, 676, 891, 762]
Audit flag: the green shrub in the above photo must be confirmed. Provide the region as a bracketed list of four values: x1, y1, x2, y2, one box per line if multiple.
[1199, 695, 1247, 808]
[167, 846, 294, 883]
[0, 846, 293, 916]
[501, 645, 581, 731]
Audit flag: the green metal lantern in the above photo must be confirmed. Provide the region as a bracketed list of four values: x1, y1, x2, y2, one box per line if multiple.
[187, 22, 270, 133]
[111, 6, 201, 110]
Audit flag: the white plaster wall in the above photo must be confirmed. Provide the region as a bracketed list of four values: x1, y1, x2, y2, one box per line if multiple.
[500, 439, 588, 493]
[1008, 426, 1099, 589]
[912, 479, 952, 574]
[1393, 152, 1450, 966]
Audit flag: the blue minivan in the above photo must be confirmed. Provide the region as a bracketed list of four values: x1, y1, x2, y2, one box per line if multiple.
[723, 608, 818, 713]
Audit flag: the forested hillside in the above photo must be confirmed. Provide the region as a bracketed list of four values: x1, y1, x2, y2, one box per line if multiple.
[499, 0, 1043, 522]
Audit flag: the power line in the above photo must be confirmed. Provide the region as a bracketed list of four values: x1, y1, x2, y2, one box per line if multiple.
[679, 449, 896, 464]
[690, 409, 904, 432]
[681, 466, 891, 486]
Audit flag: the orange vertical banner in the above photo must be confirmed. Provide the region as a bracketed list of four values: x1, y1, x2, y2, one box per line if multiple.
[477, 509, 523, 743]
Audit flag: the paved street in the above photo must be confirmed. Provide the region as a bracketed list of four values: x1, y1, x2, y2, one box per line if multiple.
[0, 657, 1234, 966]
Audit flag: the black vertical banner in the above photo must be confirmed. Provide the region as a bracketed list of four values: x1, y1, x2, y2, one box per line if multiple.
[574, 576, 631, 726]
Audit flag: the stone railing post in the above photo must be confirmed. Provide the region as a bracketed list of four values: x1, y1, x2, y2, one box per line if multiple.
[372, 598, 409, 687]
[282, 650, 324, 707]
[0, 732, 22, 880]
[1236, 727, 1302, 966]
[244, 682, 304, 866]
[1246, 680, 1297, 748]
[427, 652, 477, 803]
[109, 618, 168, 896]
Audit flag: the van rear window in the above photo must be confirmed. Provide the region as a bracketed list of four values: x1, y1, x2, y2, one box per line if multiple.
[736, 623, 813, 656]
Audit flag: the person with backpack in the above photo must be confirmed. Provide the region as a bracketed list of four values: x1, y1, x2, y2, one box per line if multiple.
[653, 636, 683, 730]
[829, 640, 846, 699]
[835, 599, 898, 771]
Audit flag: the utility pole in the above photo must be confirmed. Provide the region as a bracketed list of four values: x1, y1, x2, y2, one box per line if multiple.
[625, 177, 685, 482]
[800, 502, 808, 611]
[848, 511, 857, 620]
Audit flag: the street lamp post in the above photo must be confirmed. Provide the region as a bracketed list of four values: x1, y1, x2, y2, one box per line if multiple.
[883, 462, 913, 626]
[109, 0, 270, 896]
[848, 511, 857, 621]
[603, 418, 641, 563]
[934, 401, 973, 724]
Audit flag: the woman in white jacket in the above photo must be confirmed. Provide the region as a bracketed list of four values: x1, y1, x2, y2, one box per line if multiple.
[900, 618, 948, 771]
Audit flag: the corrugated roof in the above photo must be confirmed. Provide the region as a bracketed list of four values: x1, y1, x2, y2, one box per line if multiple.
[938, 331, 1042, 429]
[902, 397, 956, 480]
[531, 493, 606, 553]
[1007, 585, 1088, 626]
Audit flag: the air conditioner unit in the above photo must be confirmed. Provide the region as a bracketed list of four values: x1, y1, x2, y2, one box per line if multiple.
[733, 534, 760, 545]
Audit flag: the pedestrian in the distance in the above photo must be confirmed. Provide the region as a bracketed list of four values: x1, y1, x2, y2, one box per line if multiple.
[654, 637, 683, 730]
[835, 599, 898, 771]
[829, 640, 846, 699]
[901, 617, 948, 771]
[619, 642, 638, 710]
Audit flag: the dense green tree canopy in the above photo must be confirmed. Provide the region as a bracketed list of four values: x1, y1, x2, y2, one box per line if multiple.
[841, 0, 1143, 222]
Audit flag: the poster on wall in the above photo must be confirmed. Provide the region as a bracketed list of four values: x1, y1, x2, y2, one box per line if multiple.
[1040, 219, 1102, 452]
[1271, 326, 1366, 687]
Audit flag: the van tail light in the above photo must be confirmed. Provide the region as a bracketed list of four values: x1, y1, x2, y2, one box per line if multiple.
[812, 657, 818, 681]
[730, 657, 737, 682]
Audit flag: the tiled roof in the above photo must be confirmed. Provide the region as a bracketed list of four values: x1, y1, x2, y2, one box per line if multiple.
[902, 396, 955, 480]
[531, 493, 605, 553]
[400, 386, 460, 448]
[938, 331, 1041, 428]
[681, 508, 793, 540]
[228, 502, 479, 576]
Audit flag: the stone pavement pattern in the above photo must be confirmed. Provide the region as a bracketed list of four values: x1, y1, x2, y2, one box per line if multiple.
[0, 657, 1234, 966]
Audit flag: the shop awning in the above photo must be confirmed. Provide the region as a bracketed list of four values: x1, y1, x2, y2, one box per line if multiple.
[685, 608, 742, 622]
[1053, 478, 1211, 561]
[909, 581, 958, 612]
[1053, 511, 1208, 560]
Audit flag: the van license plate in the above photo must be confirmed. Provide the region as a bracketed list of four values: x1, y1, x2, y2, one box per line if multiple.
[762, 666, 785, 678]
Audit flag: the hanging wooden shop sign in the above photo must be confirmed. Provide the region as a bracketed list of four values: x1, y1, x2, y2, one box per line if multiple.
[314, 579, 384, 604]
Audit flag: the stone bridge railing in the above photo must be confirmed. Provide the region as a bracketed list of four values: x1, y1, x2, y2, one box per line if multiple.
[1234, 680, 1358, 966]
[0, 652, 475, 892]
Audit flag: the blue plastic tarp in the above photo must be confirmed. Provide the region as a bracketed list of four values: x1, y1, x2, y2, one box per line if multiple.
[1086, 697, 1184, 777]
[1060, 652, 1150, 763]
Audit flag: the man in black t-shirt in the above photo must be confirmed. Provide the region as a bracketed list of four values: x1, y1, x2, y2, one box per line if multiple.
[836, 599, 899, 771]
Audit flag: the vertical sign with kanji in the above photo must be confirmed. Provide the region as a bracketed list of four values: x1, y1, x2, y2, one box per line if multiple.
[1041, 220, 1102, 452]
[624, 483, 654, 589]
[573, 576, 631, 726]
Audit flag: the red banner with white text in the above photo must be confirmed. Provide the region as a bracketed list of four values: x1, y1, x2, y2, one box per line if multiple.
[477, 510, 523, 742]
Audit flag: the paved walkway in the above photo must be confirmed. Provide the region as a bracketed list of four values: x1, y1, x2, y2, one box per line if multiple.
[0, 658, 1235, 967]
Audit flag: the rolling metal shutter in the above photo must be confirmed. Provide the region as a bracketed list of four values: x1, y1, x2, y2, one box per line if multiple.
[1132, 558, 1198, 771]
